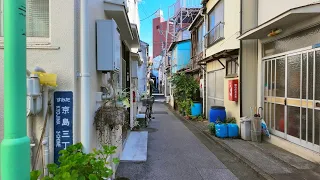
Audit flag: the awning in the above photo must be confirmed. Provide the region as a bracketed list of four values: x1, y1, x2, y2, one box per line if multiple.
[104, 0, 133, 42]
[239, 3, 320, 40]
[198, 48, 239, 65]
[128, 24, 140, 49]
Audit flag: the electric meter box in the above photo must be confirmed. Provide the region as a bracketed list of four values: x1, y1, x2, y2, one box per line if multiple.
[96, 19, 121, 71]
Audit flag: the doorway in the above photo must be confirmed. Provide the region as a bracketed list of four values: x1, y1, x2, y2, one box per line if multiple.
[207, 70, 224, 117]
[263, 48, 320, 152]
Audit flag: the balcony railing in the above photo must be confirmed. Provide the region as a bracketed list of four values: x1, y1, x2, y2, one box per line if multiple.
[204, 22, 224, 48]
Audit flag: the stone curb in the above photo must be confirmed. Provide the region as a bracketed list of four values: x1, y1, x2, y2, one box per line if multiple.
[165, 103, 274, 180]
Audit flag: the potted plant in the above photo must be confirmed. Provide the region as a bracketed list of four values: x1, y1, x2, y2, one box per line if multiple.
[116, 88, 130, 108]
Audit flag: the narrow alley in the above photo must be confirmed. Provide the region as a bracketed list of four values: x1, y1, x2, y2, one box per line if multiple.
[116, 103, 260, 180]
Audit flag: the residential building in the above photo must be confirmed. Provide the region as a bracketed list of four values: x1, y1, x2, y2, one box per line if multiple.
[167, 39, 192, 107]
[152, 10, 174, 58]
[0, 0, 141, 176]
[163, 0, 201, 103]
[137, 40, 149, 99]
[199, 0, 241, 123]
[239, 0, 320, 163]
[188, 10, 206, 114]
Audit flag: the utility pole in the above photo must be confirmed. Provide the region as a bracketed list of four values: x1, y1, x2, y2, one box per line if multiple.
[0, 0, 30, 179]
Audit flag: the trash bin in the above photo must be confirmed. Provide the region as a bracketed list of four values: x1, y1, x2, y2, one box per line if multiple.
[251, 117, 262, 142]
[240, 117, 251, 141]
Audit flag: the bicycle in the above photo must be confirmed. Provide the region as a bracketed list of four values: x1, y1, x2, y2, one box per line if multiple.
[142, 96, 155, 127]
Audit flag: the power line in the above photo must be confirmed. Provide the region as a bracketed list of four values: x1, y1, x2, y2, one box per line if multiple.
[140, 8, 160, 21]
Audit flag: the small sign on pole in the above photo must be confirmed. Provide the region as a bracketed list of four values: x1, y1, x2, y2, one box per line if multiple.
[54, 91, 73, 164]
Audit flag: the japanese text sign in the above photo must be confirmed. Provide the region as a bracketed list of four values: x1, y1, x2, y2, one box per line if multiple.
[54, 91, 73, 163]
[228, 79, 238, 102]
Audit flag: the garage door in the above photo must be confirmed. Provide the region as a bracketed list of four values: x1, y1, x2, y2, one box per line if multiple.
[207, 70, 224, 117]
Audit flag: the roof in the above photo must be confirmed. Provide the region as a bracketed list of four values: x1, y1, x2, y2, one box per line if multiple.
[198, 48, 239, 65]
[168, 39, 191, 52]
[239, 3, 320, 40]
[140, 40, 149, 46]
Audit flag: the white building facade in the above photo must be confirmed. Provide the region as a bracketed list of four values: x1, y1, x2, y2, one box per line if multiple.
[0, 0, 141, 176]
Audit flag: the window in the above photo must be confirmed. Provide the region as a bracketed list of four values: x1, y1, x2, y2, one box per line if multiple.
[197, 22, 204, 53]
[226, 58, 238, 77]
[0, 0, 50, 41]
[206, 0, 224, 46]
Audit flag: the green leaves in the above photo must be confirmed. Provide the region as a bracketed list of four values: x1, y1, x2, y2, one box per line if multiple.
[30, 170, 41, 180]
[30, 143, 117, 180]
[171, 73, 200, 115]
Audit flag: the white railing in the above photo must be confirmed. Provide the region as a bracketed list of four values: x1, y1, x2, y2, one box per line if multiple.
[168, 0, 202, 18]
[204, 22, 224, 47]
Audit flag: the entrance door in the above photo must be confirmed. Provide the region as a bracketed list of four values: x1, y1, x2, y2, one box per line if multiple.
[207, 70, 224, 117]
[263, 48, 320, 152]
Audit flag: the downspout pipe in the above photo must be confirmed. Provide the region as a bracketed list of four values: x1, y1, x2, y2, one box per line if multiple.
[80, 0, 91, 154]
[0, 0, 30, 179]
[239, 0, 243, 117]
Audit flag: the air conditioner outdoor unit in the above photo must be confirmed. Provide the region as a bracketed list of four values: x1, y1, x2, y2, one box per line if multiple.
[96, 19, 121, 72]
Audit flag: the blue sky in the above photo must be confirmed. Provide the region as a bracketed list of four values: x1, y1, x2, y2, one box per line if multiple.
[138, 0, 176, 56]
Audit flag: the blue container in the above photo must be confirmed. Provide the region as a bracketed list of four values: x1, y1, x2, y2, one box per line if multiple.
[227, 124, 239, 138]
[191, 102, 202, 116]
[215, 124, 228, 138]
[209, 106, 226, 123]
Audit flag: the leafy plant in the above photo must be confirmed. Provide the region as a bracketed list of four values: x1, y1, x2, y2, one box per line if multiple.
[226, 117, 237, 124]
[208, 123, 216, 135]
[30, 143, 119, 180]
[171, 73, 199, 115]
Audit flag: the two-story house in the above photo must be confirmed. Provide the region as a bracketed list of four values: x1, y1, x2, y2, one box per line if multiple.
[239, 0, 320, 163]
[0, 0, 141, 177]
[198, 0, 241, 123]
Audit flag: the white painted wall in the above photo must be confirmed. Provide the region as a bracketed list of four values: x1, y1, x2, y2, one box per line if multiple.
[258, 0, 317, 25]
[205, 0, 241, 56]
[0, 0, 77, 166]
[138, 41, 148, 99]
[0, 0, 139, 174]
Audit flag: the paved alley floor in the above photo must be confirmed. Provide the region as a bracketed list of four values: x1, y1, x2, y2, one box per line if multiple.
[116, 103, 238, 180]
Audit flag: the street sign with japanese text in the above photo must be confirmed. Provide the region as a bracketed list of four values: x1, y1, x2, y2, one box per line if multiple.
[54, 91, 73, 164]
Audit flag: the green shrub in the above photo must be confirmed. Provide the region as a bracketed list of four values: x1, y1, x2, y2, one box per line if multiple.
[208, 123, 216, 135]
[31, 143, 119, 180]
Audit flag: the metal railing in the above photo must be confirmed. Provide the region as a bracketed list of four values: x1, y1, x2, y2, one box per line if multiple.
[204, 22, 225, 48]
[168, 0, 202, 18]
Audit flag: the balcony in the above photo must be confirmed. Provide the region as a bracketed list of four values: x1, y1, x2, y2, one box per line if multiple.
[204, 22, 224, 48]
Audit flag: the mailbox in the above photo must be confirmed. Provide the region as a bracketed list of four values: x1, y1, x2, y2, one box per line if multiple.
[228, 79, 238, 102]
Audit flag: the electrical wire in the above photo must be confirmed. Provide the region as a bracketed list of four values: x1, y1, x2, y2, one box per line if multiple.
[140, 8, 160, 21]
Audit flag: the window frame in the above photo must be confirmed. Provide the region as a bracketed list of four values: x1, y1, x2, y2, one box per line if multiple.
[0, 0, 51, 45]
[206, 0, 224, 47]
[226, 58, 239, 78]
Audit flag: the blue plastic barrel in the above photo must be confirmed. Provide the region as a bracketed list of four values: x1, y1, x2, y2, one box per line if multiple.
[191, 102, 202, 116]
[215, 124, 228, 138]
[209, 106, 226, 123]
[227, 124, 239, 138]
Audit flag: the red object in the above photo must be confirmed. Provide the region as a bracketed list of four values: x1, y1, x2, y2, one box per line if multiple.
[133, 91, 136, 103]
[228, 79, 238, 102]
